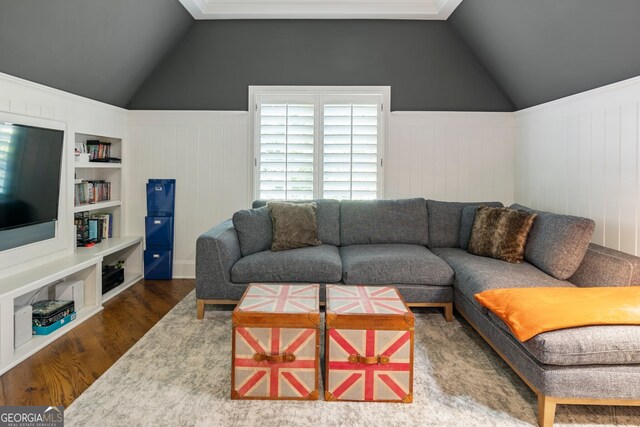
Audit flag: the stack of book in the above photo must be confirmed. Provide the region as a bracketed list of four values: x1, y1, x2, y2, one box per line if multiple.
[74, 180, 111, 206]
[86, 140, 112, 161]
[75, 212, 113, 245]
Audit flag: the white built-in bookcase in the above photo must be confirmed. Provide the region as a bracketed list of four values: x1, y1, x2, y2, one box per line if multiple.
[73, 132, 143, 302]
[0, 127, 143, 376]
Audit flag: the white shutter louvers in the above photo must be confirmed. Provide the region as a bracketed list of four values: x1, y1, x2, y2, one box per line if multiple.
[254, 89, 384, 201]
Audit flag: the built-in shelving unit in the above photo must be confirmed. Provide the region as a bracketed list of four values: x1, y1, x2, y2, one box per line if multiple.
[0, 256, 102, 375]
[73, 132, 142, 297]
[0, 131, 144, 376]
[76, 236, 143, 302]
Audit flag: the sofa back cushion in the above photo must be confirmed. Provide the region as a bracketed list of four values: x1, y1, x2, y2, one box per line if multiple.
[427, 200, 503, 249]
[340, 198, 429, 246]
[232, 206, 272, 257]
[253, 199, 340, 246]
[510, 204, 595, 280]
[569, 243, 640, 287]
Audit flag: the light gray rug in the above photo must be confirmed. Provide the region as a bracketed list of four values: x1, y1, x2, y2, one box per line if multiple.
[65, 291, 640, 426]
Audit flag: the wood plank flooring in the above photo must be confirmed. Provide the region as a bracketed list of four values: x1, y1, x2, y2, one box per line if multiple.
[0, 279, 194, 408]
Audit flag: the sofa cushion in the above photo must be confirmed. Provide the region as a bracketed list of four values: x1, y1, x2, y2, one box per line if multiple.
[267, 201, 322, 251]
[487, 311, 640, 366]
[569, 243, 640, 287]
[340, 244, 454, 286]
[511, 204, 595, 280]
[459, 205, 477, 250]
[232, 206, 272, 257]
[426, 200, 503, 249]
[231, 244, 342, 283]
[467, 206, 537, 264]
[431, 247, 570, 309]
[253, 199, 340, 246]
[340, 198, 429, 246]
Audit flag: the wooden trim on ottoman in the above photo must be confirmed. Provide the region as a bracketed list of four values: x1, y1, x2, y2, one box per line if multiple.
[407, 302, 453, 322]
[196, 299, 239, 319]
[197, 299, 452, 320]
[456, 304, 640, 427]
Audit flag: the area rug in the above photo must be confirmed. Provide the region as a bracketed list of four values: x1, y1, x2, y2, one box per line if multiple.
[65, 291, 640, 426]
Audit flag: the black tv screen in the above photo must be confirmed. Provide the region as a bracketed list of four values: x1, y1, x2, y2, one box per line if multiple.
[0, 122, 64, 231]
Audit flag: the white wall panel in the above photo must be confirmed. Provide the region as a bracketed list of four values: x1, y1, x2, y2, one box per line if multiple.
[127, 111, 250, 278]
[387, 112, 516, 203]
[515, 76, 640, 255]
[128, 110, 516, 278]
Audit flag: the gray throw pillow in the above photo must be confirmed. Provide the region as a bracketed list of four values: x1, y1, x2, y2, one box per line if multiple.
[232, 206, 272, 257]
[511, 204, 596, 279]
[267, 201, 322, 251]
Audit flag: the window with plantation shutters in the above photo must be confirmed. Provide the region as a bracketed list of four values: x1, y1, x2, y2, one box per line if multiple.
[323, 104, 378, 200]
[253, 87, 387, 201]
[258, 103, 315, 200]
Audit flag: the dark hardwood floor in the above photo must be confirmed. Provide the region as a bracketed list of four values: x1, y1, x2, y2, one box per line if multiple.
[0, 279, 194, 408]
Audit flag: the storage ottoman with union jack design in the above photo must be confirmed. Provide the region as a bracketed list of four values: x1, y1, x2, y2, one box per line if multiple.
[231, 283, 320, 400]
[325, 285, 414, 403]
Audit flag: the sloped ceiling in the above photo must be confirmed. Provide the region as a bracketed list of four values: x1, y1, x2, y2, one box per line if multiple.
[0, 0, 193, 108]
[3, 0, 640, 111]
[126, 20, 514, 111]
[449, 0, 640, 110]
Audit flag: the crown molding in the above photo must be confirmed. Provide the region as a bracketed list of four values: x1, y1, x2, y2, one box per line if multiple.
[178, 0, 463, 20]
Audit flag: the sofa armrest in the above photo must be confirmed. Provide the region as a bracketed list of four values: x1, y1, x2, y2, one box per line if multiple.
[569, 243, 640, 287]
[196, 219, 242, 300]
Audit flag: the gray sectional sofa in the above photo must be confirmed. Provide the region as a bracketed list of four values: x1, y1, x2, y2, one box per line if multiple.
[195, 198, 640, 426]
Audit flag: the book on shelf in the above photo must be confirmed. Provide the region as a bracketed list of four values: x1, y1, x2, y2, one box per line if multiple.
[74, 180, 111, 206]
[85, 140, 120, 162]
[75, 212, 113, 246]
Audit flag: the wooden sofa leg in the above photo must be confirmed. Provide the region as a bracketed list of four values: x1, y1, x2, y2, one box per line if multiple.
[197, 299, 205, 320]
[537, 394, 556, 427]
[444, 303, 453, 322]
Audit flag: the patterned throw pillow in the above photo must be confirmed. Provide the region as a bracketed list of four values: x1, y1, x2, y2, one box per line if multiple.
[267, 201, 322, 251]
[468, 205, 537, 263]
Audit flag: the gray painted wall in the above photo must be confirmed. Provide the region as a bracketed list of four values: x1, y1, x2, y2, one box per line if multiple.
[0, 0, 193, 107]
[450, 0, 640, 110]
[127, 20, 514, 111]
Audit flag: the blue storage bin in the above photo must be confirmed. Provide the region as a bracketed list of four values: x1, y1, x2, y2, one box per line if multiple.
[145, 216, 174, 247]
[144, 249, 173, 280]
[147, 179, 176, 216]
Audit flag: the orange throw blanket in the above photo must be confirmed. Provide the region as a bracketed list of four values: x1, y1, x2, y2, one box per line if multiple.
[474, 287, 640, 341]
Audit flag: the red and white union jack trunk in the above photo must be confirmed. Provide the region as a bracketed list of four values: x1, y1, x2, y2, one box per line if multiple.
[231, 284, 320, 400]
[325, 285, 414, 403]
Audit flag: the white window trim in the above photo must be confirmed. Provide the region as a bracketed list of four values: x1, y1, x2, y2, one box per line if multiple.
[249, 85, 390, 201]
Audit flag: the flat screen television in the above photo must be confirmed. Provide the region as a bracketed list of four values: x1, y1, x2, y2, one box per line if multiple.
[0, 122, 64, 231]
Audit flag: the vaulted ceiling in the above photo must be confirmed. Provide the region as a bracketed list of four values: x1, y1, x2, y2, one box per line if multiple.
[1, 0, 640, 111]
[449, 0, 640, 110]
[0, 0, 192, 107]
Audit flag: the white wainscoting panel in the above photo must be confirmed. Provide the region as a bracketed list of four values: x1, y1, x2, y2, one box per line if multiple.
[387, 112, 516, 204]
[128, 110, 516, 278]
[127, 111, 250, 278]
[515, 76, 640, 255]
